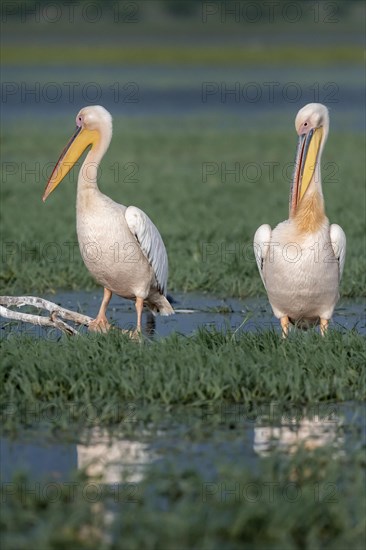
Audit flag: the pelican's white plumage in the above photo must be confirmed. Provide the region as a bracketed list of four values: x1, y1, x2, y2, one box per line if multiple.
[254, 104, 346, 335]
[43, 105, 173, 332]
[125, 206, 168, 295]
[329, 224, 347, 281]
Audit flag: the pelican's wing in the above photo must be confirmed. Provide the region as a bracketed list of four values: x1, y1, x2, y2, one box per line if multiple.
[330, 224, 346, 281]
[253, 224, 272, 289]
[125, 206, 168, 295]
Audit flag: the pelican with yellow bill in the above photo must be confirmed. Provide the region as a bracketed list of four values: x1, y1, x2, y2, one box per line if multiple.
[254, 103, 346, 336]
[43, 105, 174, 333]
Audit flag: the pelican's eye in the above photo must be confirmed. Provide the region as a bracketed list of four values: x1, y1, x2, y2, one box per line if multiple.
[304, 122, 308, 126]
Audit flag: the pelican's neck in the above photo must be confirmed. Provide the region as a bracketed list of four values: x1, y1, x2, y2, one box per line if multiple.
[291, 138, 327, 233]
[77, 142, 102, 195]
[77, 128, 111, 199]
[293, 187, 326, 233]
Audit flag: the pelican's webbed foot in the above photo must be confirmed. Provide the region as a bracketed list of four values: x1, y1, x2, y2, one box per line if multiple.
[89, 287, 112, 333]
[89, 316, 111, 333]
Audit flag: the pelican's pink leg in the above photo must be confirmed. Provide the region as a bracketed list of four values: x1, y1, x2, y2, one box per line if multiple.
[89, 288, 112, 333]
[320, 318, 329, 336]
[135, 297, 144, 333]
[280, 316, 290, 338]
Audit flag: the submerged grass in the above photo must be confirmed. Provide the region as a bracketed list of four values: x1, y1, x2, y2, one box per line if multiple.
[2, 443, 365, 550]
[114, 448, 366, 550]
[1, 328, 365, 429]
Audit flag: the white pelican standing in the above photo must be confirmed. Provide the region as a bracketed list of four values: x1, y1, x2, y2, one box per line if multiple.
[43, 106, 174, 333]
[254, 103, 346, 335]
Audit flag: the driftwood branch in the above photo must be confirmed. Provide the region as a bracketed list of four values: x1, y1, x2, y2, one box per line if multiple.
[0, 296, 93, 336]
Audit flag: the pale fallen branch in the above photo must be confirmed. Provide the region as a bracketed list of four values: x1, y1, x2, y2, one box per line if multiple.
[0, 296, 93, 336]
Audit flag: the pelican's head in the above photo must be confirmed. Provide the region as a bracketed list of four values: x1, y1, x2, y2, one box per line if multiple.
[295, 103, 329, 139]
[42, 105, 113, 202]
[290, 103, 329, 215]
[76, 105, 113, 134]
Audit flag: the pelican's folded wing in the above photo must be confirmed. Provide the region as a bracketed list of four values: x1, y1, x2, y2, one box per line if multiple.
[253, 224, 272, 290]
[330, 224, 346, 281]
[125, 206, 168, 295]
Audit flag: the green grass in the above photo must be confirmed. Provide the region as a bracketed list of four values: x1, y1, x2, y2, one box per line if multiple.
[1, 328, 365, 429]
[1, 116, 365, 298]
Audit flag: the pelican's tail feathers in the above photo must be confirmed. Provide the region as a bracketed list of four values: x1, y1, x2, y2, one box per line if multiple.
[146, 293, 174, 316]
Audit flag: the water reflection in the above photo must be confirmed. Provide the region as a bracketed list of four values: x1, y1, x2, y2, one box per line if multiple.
[77, 428, 153, 484]
[254, 417, 343, 456]
[1, 402, 363, 484]
[0, 430, 153, 484]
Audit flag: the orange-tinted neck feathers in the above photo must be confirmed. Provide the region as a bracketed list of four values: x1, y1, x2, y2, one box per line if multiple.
[293, 190, 326, 233]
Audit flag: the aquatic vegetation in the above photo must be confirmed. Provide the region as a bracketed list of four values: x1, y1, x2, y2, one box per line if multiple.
[2, 436, 365, 550]
[1, 328, 365, 430]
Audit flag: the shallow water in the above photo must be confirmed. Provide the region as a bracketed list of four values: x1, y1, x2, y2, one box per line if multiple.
[1, 291, 365, 338]
[1, 402, 364, 484]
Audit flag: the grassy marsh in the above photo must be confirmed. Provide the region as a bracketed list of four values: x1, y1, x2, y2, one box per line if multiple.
[1, 5, 365, 547]
[1, 117, 365, 297]
[1, 328, 365, 429]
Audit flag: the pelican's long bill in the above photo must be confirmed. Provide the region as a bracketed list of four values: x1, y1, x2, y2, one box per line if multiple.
[290, 127, 323, 215]
[42, 126, 98, 202]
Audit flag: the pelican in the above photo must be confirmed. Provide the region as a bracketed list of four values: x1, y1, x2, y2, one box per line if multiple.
[254, 103, 346, 336]
[43, 105, 174, 333]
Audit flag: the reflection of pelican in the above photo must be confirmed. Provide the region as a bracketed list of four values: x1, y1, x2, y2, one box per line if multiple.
[254, 418, 343, 457]
[43, 106, 174, 333]
[77, 429, 153, 484]
[254, 104, 346, 336]
[77, 429, 153, 544]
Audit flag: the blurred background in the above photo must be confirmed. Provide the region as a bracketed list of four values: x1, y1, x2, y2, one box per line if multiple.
[2, 0, 364, 124]
[1, 0, 365, 297]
